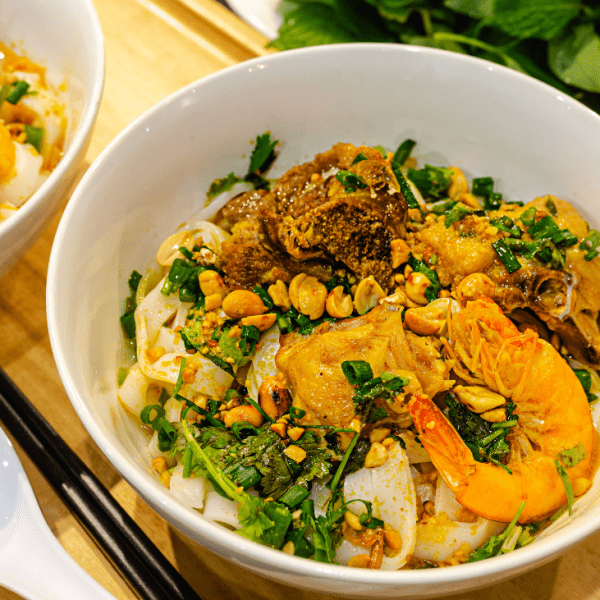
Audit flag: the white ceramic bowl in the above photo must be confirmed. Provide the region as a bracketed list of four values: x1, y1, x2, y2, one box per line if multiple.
[47, 44, 600, 597]
[0, 0, 104, 278]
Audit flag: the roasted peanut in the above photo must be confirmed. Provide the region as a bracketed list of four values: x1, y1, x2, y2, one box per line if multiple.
[403, 301, 448, 336]
[455, 272, 495, 306]
[198, 270, 228, 298]
[364, 442, 389, 468]
[297, 276, 328, 320]
[369, 427, 391, 444]
[390, 239, 411, 269]
[383, 525, 402, 551]
[282, 541, 295, 555]
[354, 276, 385, 315]
[287, 426, 305, 441]
[204, 293, 223, 312]
[480, 408, 507, 422]
[223, 405, 264, 428]
[241, 313, 277, 331]
[288, 273, 307, 311]
[326, 285, 353, 318]
[156, 230, 194, 266]
[458, 191, 481, 209]
[146, 346, 166, 363]
[258, 375, 292, 420]
[283, 445, 307, 463]
[222, 290, 267, 319]
[348, 554, 371, 568]
[454, 385, 506, 413]
[447, 166, 469, 199]
[405, 272, 431, 305]
[268, 279, 291, 311]
[270, 421, 287, 438]
[344, 511, 362, 531]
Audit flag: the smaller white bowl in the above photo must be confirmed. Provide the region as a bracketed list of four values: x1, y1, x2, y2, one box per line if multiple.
[0, 0, 104, 278]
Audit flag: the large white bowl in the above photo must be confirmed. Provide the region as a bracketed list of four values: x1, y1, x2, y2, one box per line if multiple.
[0, 0, 104, 278]
[47, 44, 600, 597]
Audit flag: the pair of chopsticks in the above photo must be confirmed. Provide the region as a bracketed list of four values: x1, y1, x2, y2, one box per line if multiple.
[0, 366, 204, 600]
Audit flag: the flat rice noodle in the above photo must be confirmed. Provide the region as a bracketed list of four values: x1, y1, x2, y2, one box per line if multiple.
[343, 442, 416, 569]
[245, 324, 281, 400]
[412, 478, 505, 562]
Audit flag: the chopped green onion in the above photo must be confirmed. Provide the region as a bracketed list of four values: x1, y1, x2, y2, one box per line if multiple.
[341, 360, 373, 385]
[173, 358, 187, 396]
[519, 207, 537, 226]
[5, 81, 30, 104]
[182, 445, 193, 478]
[392, 138, 416, 167]
[223, 463, 261, 489]
[393, 166, 421, 209]
[445, 204, 472, 227]
[336, 170, 367, 191]
[472, 177, 494, 197]
[329, 432, 359, 494]
[579, 230, 600, 261]
[120, 311, 136, 339]
[24, 125, 44, 153]
[279, 485, 310, 508]
[350, 152, 368, 165]
[492, 239, 521, 273]
[490, 216, 522, 238]
[289, 406, 306, 421]
[528, 215, 560, 240]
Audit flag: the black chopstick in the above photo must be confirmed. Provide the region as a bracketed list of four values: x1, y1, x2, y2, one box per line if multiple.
[0, 366, 204, 600]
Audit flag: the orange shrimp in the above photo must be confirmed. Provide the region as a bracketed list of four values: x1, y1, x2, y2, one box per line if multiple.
[407, 296, 594, 523]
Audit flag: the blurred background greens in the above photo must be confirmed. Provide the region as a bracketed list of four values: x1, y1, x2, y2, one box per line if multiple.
[268, 0, 600, 113]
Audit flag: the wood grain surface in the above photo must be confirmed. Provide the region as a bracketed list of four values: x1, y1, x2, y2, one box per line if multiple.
[1, 1, 599, 598]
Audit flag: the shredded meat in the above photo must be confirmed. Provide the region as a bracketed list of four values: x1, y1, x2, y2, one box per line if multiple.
[215, 143, 409, 291]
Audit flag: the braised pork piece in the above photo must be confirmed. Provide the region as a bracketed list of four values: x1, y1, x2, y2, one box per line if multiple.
[215, 143, 409, 293]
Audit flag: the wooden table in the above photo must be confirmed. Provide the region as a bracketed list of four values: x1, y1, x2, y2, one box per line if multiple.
[1, 0, 600, 598]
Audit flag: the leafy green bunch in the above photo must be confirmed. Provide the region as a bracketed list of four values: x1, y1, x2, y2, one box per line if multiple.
[271, 0, 600, 113]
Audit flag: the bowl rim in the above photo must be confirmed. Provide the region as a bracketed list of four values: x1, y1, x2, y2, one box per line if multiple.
[48, 42, 600, 587]
[0, 0, 105, 237]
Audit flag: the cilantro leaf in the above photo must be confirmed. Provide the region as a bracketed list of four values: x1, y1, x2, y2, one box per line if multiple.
[206, 172, 243, 199]
[247, 132, 278, 176]
[558, 443, 586, 469]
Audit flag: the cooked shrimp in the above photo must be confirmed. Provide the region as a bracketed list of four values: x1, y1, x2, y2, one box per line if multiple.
[407, 296, 594, 523]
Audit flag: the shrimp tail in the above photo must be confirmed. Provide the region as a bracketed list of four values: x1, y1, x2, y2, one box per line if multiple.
[407, 393, 475, 496]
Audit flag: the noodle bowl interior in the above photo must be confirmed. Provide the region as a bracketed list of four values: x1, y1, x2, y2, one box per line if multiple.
[117, 135, 600, 569]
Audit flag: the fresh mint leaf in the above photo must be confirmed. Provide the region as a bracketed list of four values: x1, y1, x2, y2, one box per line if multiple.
[443, 0, 494, 19]
[549, 23, 600, 94]
[268, 4, 360, 50]
[492, 0, 580, 41]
